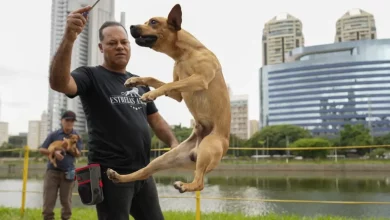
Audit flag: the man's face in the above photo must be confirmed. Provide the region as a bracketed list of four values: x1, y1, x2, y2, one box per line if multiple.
[99, 26, 131, 69]
[61, 118, 75, 131]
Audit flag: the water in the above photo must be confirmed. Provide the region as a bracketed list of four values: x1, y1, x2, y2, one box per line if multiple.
[1, 170, 390, 218]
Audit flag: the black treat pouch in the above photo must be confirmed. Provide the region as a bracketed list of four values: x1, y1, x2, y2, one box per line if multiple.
[75, 163, 104, 205]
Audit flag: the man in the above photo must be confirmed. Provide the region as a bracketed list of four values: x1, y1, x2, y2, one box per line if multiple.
[39, 110, 83, 220]
[48, 6, 179, 220]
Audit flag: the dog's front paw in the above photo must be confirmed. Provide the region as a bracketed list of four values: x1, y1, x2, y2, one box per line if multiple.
[106, 168, 122, 183]
[124, 77, 146, 88]
[173, 181, 187, 193]
[140, 90, 160, 102]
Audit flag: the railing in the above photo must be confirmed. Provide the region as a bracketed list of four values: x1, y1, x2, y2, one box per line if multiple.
[0, 145, 390, 219]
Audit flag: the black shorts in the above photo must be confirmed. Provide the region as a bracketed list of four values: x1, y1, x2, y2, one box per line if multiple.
[96, 169, 164, 220]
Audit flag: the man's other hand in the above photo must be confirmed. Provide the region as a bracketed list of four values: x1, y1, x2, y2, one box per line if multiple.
[54, 150, 64, 161]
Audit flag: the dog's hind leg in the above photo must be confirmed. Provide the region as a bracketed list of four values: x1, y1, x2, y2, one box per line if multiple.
[173, 134, 228, 193]
[107, 129, 199, 183]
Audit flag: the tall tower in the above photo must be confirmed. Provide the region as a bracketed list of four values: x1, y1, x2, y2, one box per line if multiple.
[230, 95, 249, 140]
[120, 12, 126, 27]
[47, 0, 115, 134]
[262, 13, 304, 66]
[335, 8, 376, 42]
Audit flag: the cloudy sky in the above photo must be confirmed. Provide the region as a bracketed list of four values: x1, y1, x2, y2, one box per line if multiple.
[0, 0, 389, 135]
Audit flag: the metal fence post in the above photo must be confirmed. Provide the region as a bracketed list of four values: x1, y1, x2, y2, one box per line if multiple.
[195, 191, 201, 220]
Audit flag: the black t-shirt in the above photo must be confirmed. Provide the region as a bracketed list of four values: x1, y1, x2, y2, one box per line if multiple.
[66, 65, 158, 173]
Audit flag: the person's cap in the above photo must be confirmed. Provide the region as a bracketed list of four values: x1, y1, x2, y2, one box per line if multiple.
[61, 110, 77, 121]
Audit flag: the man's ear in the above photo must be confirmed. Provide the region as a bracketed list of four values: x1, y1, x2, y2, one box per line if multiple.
[167, 4, 182, 31]
[98, 43, 103, 52]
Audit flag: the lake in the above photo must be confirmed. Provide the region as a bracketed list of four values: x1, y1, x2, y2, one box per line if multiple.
[1, 170, 390, 218]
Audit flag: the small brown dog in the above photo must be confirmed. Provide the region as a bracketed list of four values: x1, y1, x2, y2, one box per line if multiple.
[107, 4, 231, 193]
[48, 134, 79, 167]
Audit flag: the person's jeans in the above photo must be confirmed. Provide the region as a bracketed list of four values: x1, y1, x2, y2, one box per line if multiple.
[42, 169, 75, 220]
[96, 169, 164, 220]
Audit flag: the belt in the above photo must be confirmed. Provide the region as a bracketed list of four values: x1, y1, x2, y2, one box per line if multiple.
[47, 167, 66, 172]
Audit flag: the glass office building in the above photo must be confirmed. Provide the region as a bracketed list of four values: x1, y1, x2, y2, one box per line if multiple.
[260, 39, 390, 136]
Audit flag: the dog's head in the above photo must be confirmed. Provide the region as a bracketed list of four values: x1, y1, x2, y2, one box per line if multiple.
[129, 4, 182, 51]
[67, 134, 80, 145]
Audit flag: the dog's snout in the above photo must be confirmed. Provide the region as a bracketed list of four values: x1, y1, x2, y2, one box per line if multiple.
[130, 25, 142, 38]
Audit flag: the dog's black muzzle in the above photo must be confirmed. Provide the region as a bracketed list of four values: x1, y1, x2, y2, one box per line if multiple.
[129, 25, 158, 48]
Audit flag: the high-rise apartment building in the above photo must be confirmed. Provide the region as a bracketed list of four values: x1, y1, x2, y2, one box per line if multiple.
[47, 0, 115, 134]
[0, 122, 9, 145]
[39, 112, 48, 144]
[249, 120, 259, 138]
[335, 8, 376, 43]
[262, 13, 304, 66]
[27, 112, 50, 149]
[230, 95, 249, 140]
[28, 121, 41, 149]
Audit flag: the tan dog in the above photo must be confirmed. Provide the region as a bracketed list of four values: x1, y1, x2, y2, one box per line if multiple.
[48, 134, 79, 167]
[107, 4, 231, 193]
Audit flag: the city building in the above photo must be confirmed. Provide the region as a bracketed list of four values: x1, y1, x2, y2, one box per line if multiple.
[0, 122, 9, 145]
[262, 13, 304, 66]
[39, 112, 48, 145]
[260, 39, 390, 136]
[335, 8, 376, 43]
[231, 95, 249, 140]
[120, 12, 126, 27]
[47, 0, 115, 134]
[27, 111, 51, 149]
[27, 121, 41, 149]
[249, 120, 259, 137]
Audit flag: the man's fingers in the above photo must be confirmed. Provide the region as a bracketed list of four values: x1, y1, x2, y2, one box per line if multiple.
[67, 23, 83, 33]
[68, 14, 87, 25]
[72, 5, 92, 14]
[70, 19, 84, 28]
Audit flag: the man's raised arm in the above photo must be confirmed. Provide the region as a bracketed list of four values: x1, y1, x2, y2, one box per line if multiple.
[49, 6, 91, 95]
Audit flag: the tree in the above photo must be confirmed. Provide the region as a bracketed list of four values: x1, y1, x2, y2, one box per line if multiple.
[290, 138, 331, 159]
[150, 124, 193, 149]
[373, 132, 390, 145]
[229, 133, 247, 156]
[172, 124, 193, 142]
[245, 125, 311, 155]
[339, 124, 373, 155]
[368, 148, 390, 159]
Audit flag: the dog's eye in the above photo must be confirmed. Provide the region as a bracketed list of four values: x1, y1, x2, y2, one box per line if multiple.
[150, 19, 158, 25]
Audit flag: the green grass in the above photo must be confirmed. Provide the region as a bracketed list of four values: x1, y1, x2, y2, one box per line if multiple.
[0, 207, 389, 220]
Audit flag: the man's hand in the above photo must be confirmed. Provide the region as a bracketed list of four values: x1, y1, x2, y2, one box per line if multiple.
[54, 150, 64, 161]
[64, 6, 91, 42]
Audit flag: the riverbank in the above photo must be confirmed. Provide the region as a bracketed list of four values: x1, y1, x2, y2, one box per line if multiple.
[0, 207, 388, 220]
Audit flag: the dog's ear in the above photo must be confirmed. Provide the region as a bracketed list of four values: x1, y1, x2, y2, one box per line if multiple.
[167, 4, 182, 31]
